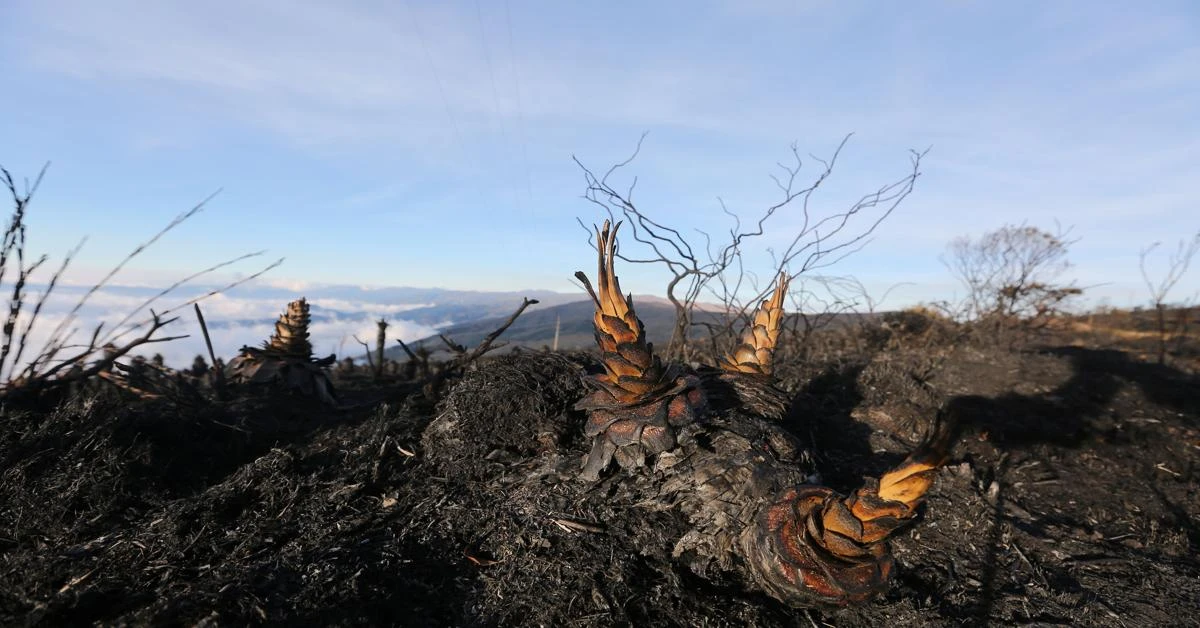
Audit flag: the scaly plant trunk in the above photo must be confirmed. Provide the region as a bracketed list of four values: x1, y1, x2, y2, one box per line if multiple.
[375, 319, 388, 380]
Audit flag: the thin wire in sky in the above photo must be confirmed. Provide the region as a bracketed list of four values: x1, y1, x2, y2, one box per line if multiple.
[504, 0, 535, 209]
[402, 0, 476, 196]
[475, 0, 523, 213]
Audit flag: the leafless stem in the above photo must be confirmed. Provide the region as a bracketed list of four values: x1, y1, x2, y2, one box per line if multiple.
[194, 303, 225, 393]
[574, 135, 925, 363]
[421, 297, 539, 398]
[354, 335, 375, 371]
[14, 312, 185, 396]
[39, 190, 220, 360]
[0, 164, 282, 399]
[395, 337, 419, 361]
[1139, 230, 1200, 363]
[98, 250, 267, 347]
[458, 297, 538, 365]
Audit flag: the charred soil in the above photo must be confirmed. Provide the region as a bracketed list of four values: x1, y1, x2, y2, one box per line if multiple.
[2, 334, 1198, 626]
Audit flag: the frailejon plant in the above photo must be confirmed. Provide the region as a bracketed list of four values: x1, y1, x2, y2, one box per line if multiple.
[575, 221, 953, 606]
[226, 298, 337, 405]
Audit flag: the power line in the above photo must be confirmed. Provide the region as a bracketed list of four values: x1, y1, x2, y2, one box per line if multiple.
[403, 0, 472, 186]
[503, 0, 535, 210]
[475, 0, 522, 213]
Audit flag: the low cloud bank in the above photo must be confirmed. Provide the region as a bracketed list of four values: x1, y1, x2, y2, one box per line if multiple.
[9, 284, 440, 371]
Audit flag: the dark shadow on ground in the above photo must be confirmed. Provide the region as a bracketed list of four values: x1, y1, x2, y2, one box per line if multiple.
[780, 361, 880, 490]
[1046, 346, 1200, 421]
[946, 345, 1198, 448]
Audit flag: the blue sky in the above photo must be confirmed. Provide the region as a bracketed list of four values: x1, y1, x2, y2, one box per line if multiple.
[2, 0, 1198, 311]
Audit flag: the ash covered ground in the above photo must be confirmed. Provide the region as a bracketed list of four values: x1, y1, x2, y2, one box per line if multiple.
[2, 331, 1198, 626]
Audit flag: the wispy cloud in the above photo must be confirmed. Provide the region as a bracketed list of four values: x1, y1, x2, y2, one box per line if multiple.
[12, 1, 747, 148]
[1, 1, 1196, 308]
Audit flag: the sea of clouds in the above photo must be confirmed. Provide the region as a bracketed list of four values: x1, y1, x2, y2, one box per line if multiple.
[8, 281, 442, 373]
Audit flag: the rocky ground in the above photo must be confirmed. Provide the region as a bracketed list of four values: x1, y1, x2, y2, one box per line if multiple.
[1, 327, 1197, 626]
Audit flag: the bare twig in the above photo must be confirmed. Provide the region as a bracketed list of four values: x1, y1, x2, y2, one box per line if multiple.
[353, 335, 375, 371]
[458, 297, 538, 365]
[97, 369, 163, 400]
[99, 250, 266, 347]
[101, 257, 285, 349]
[395, 337, 419, 361]
[419, 298, 539, 398]
[0, 163, 281, 399]
[574, 135, 924, 363]
[0, 164, 51, 382]
[38, 190, 220, 362]
[194, 303, 225, 394]
[1139, 230, 1200, 364]
[438, 334, 467, 355]
[15, 312, 185, 396]
[550, 517, 605, 534]
[7, 239, 84, 382]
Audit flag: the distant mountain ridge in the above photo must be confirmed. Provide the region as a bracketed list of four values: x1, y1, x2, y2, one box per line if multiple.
[384, 298, 680, 360]
[228, 285, 587, 327]
[382, 297, 828, 361]
[388, 297, 879, 361]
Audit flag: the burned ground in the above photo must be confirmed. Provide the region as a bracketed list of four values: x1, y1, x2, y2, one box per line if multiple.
[1, 333, 1198, 626]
